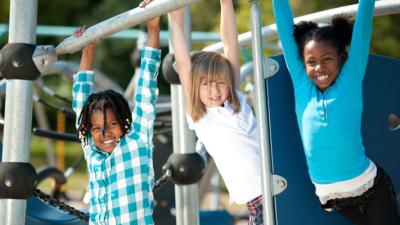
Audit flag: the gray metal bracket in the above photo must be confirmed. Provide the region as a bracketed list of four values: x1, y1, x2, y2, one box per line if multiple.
[33, 45, 57, 74]
[264, 57, 279, 79]
[272, 174, 287, 196]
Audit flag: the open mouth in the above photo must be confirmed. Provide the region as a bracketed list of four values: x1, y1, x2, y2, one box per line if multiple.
[209, 96, 221, 101]
[316, 74, 328, 81]
[101, 138, 115, 146]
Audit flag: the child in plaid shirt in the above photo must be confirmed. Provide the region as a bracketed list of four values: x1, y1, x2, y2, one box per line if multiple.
[72, 3, 161, 224]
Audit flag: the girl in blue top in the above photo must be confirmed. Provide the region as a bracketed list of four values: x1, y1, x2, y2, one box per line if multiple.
[273, 0, 399, 224]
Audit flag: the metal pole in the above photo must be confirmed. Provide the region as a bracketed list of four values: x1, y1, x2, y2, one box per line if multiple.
[0, 1, 38, 225]
[168, 7, 199, 225]
[55, 0, 205, 55]
[248, 1, 275, 225]
[205, 0, 400, 53]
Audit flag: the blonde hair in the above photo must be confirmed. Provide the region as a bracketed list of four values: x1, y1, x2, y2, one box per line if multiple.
[189, 51, 240, 122]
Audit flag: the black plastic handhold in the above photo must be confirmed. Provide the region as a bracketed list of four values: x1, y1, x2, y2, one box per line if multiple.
[0, 43, 41, 80]
[0, 162, 37, 199]
[163, 152, 206, 185]
[162, 53, 181, 85]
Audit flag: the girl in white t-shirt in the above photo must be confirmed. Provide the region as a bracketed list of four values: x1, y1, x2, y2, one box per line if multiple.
[168, 1, 263, 224]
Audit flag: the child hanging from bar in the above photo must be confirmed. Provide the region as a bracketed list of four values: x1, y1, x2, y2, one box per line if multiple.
[72, 2, 161, 224]
[273, 0, 399, 224]
[168, 0, 264, 224]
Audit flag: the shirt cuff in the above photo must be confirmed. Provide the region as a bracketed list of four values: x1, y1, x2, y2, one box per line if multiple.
[73, 71, 94, 83]
[141, 46, 161, 61]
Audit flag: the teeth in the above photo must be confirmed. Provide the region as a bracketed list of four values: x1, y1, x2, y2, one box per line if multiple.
[102, 139, 113, 145]
[317, 75, 328, 81]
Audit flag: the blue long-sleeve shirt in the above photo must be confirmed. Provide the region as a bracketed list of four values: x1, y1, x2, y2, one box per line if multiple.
[273, 0, 375, 184]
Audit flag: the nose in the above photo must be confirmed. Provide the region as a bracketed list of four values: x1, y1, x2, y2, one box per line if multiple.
[210, 82, 220, 95]
[102, 127, 112, 137]
[314, 64, 323, 74]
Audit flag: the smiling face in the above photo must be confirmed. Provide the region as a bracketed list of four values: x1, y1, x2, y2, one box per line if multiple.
[90, 108, 123, 153]
[303, 40, 344, 91]
[199, 77, 229, 108]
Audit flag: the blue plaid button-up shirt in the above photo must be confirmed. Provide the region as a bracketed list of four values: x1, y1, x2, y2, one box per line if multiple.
[72, 47, 161, 225]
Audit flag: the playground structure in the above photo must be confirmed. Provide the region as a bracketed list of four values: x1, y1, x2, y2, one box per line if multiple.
[0, 0, 399, 225]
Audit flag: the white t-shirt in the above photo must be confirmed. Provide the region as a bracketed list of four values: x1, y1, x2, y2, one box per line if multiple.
[187, 91, 262, 204]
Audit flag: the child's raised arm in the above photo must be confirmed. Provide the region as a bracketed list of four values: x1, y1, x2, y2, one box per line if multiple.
[146, 16, 160, 48]
[169, 8, 192, 105]
[220, 0, 240, 89]
[272, 0, 305, 84]
[342, 0, 375, 83]
[74, 26, 96, 71]
[72, 26, 95, 130]
[130, 1, 162, 142]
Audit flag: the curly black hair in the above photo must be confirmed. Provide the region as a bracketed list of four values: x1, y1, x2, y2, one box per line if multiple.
[293, 15, 354, 59]
[77, 90, 131, 145]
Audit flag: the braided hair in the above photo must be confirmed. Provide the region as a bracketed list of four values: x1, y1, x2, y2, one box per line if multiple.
[293, 15, 354, 60]
[77, 90, 131, 145]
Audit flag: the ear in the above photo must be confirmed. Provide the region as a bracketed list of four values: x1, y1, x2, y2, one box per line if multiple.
[339, 52, 347, 65]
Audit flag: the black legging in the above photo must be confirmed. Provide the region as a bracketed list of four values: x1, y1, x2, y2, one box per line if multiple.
[325, 167, 400, 225]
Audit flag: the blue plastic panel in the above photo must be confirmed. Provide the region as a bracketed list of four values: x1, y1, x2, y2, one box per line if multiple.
[200, 210, 234, 225]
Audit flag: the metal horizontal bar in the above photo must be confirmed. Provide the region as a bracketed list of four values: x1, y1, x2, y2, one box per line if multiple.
[0, 24, 220, 46]
[55, 0, 205, 55]
[204, 0, 400, 52]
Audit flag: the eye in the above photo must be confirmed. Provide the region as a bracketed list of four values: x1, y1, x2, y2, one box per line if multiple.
[217, 80, 226, 85]
[106, 121, 119, 129]
[306, 60, 316, 66]
[90, 127, 101, 133]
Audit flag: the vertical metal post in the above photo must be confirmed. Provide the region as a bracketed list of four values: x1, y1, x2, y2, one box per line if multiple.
[248, 1, 276, 225]
[168, 7, 200, 225]
[0, 1, 38, 225]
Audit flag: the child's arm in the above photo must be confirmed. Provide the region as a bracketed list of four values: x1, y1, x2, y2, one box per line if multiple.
[130, 14, 161, 142]
[72, 26, 95, 130]
[342, 0, 375, 83]
[272, 0, 306, 87]
[146, 15, 160, 48]
[169, 8, 192, 104]
[220, 0, 240, 89]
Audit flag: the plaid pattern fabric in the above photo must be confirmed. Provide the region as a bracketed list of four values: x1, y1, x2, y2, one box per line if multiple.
[72, 46, 161, 225]
[246, 195, 264, 225]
